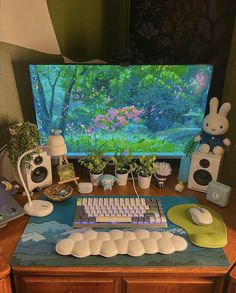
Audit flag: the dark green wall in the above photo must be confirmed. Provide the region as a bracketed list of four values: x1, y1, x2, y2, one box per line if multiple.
[221, 20, 236, 187]
[46, 0, 130, 62]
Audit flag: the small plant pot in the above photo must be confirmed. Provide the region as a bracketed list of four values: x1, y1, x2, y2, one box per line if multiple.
[89, 172, 103, 186]
[115, 169, 128, 186]
[138, 173, 152, 189]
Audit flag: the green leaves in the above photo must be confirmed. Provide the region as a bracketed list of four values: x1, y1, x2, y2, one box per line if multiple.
[135, 155, 158, 177]
[6, 122, 40, 168]
[110, 148, 133, 172]
[78, 137, 108, 174]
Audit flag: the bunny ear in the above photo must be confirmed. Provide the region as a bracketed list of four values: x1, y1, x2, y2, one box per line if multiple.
[209, 97, 219, 114]
[218, 102, 231, 117]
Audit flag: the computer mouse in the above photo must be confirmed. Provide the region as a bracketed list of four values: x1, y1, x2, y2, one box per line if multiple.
[189, 207, 213, 225]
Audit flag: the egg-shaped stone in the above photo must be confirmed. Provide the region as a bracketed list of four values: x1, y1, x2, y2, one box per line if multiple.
[142, 237, 158, 254]
[72, 239, 91, 258]
[83, 229, 98, 240]
[170, 235, 188, 251]
[134, 229, 150, 240]
[157, 238, 175, 254]
[68, 232, 83, 241]
[90, 238, 103, 255]
[115, 238, 129, 254]
[127, 239, 145, 257]
[55, 238, 74, 255]
[100, 240, 118, 257]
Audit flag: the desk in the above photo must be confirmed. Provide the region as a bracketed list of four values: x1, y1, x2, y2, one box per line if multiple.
[228, 265, 236, 293]
[1, 173, 236, 293]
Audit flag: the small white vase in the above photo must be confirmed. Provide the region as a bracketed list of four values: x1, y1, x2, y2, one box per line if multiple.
[89, 172, 103, 186]
[138, 173, 152, 189]
[115, 169, 128, 186]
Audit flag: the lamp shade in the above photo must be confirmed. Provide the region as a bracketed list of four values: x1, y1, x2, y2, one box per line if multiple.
[47, 133, 67, 157]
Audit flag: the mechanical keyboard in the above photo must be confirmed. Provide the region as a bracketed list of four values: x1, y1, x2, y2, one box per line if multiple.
[73, 196, 168, 228]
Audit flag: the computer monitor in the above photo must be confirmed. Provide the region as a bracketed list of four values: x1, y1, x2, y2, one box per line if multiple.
[29, 64, 213, 158]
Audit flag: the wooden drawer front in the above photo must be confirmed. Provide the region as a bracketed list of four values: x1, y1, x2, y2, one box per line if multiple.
[124, 277, 222, 293]
[228, 283, 236, 293]
[20, 276, 119, 293]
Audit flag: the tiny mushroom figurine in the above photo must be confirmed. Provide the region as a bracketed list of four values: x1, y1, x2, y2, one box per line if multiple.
[96, 174, 119, 190]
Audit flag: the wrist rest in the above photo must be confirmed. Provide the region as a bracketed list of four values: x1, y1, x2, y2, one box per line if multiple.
[55, 228, 188, 258]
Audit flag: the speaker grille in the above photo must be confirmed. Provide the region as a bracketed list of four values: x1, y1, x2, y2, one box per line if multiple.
[31, 167, 48, 183]
[199, 159, 210, 168]
[193, 170, 212, 186]
[33, 155, 43, 165]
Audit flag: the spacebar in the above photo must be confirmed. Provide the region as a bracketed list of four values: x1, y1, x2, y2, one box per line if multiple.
[96, 216, 132, 223]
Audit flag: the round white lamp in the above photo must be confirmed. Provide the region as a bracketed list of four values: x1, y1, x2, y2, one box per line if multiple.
[47, 130, 67, 157]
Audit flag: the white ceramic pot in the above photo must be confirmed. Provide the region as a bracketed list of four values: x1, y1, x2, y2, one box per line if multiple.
[138, 173, 152, 189]
[89, 172, 103, 186]
[115, 169, 128, 186]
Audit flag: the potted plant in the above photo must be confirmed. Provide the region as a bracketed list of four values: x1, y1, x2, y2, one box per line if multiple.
[135, 155, 158, 189]
[6, 122, 40, 170]
[78, 146, 108, 186]
[110, 149, 134, 186]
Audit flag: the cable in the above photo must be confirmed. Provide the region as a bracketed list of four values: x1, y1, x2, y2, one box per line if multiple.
[0, 144, 7, 154]
[130, 171, 139, 198]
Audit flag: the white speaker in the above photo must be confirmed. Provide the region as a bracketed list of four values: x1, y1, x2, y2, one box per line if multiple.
[21, 151, 52, 191]
[188, 151, 223, 193]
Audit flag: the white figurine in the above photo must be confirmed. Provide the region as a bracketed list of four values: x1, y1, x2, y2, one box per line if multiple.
[194, 97, 231, 156]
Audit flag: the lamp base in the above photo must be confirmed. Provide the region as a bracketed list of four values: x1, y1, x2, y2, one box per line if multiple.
[24, 200, 53, 217]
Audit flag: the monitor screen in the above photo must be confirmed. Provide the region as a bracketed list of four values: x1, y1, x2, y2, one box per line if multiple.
[29, 64, 213, 157]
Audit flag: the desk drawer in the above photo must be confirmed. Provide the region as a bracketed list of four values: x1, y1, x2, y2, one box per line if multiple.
[20, 276, 119, 293]
[124, 276, 223, 293]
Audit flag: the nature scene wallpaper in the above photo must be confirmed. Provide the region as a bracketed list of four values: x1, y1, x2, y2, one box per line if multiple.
[29, 64, 212, 156]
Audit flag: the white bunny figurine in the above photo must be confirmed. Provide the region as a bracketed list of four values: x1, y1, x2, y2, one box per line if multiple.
[194, 97, 231, 156]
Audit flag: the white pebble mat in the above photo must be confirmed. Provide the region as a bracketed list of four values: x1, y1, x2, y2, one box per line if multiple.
[56, 229, 188, 258]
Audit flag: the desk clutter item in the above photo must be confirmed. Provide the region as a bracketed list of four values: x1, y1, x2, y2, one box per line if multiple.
[0, 184, 25, 228]
[78, 182, 93, 193]
[73, 196, 167, 228]
[167, 204, 227, 248]
[57, 159, 79, 185]
[55, 229, 188, 258]
[44, 183, 73, 202]
[97, 174, 119, 190]
[206, 181, 231, 207]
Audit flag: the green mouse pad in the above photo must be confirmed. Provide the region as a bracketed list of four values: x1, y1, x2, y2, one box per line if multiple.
[167, 204, 227, 248]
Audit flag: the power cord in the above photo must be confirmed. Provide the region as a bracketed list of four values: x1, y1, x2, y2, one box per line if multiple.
[130, 171, 139, 198]
[0, 144, 7, 154]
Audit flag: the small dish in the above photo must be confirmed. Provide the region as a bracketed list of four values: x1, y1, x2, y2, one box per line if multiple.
[44, 184, 73, 202]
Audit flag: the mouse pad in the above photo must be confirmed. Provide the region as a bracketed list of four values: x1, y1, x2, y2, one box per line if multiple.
[167, 204, 227, 248]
